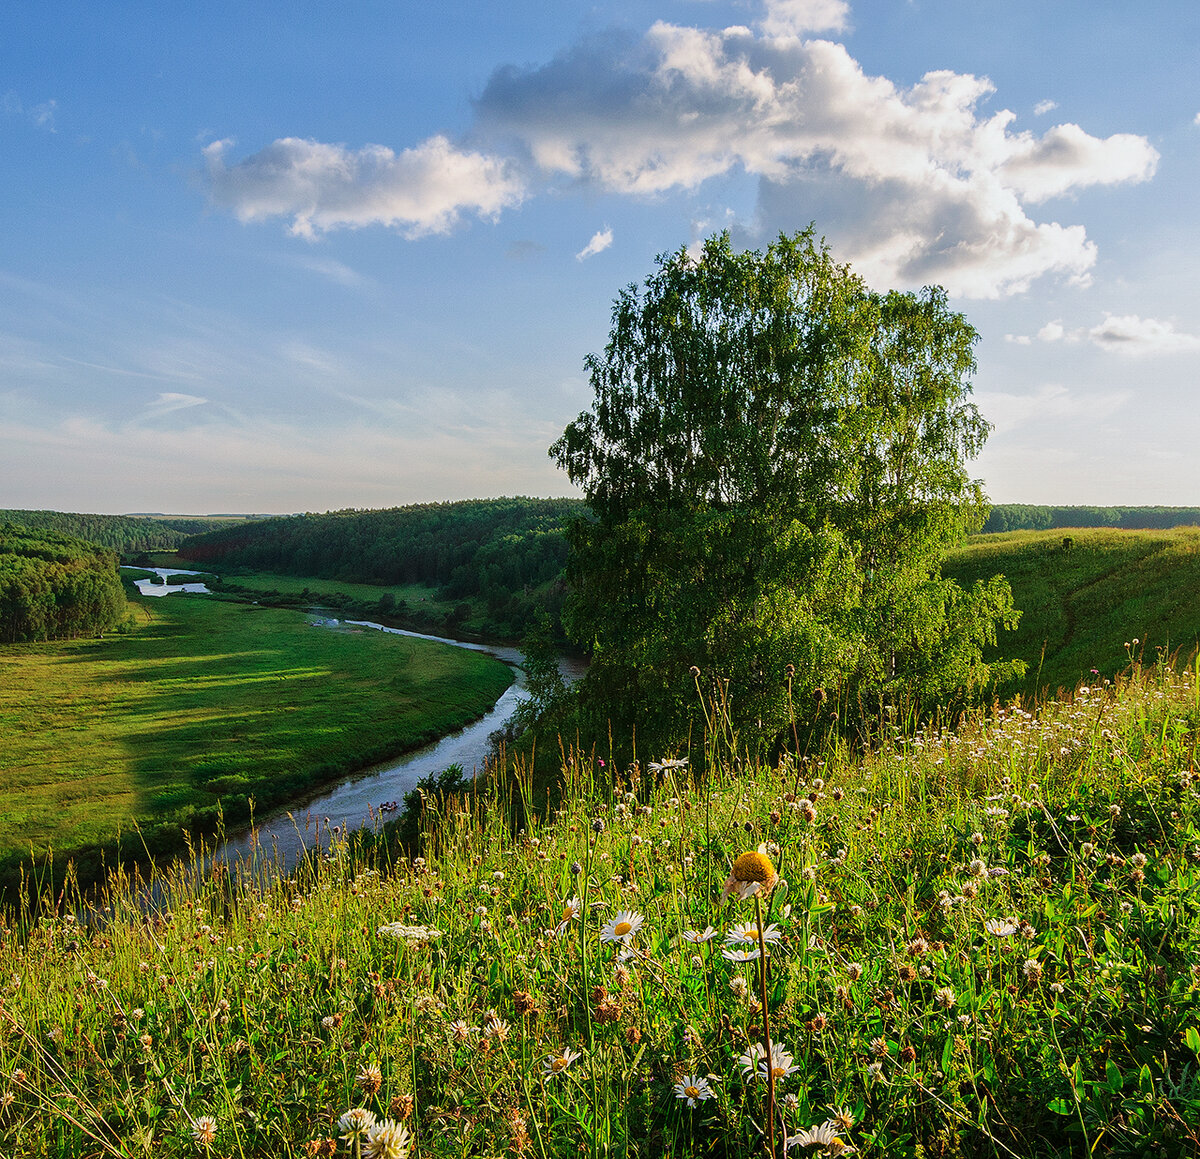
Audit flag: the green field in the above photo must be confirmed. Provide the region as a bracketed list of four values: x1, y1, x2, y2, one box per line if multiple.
[945, 525, 1200, 698]
[0, 593, 512, 884]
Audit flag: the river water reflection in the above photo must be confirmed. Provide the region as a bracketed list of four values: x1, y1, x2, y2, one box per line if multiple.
[212, 620, 584, 873]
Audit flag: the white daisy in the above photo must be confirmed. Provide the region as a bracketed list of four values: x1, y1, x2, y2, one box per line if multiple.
[600, 910, 644, 944]
[541, 1047, 583, 1078]
[674, 1074, 716, 1106]
[682, 926, 719, 943]
[555, 896, 582, 936]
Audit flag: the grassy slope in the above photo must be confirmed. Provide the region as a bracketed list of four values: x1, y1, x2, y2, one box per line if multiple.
[0, 659, 1197, 1157]
[944, 526, 1200, 697]
[0, 594, 512, 871]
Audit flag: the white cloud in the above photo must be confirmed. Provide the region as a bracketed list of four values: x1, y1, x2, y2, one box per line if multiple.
[475, 22, 1156, 296]
[1086, 313, 1200, 355]
[1006, 314, 1200, 354]
[203, 135, 525, 238]
[1194, 111, 1200, 126]
[576, 227, 613, 261]
[205, 4, 1157, 298]
[997, 122, 1157, 202]
[1034, 100, 1058, 116]
[978, 383, 1129, 435]
[144, 392, 208, 417]
[758, 0, 850, 37]
[2, 91, 57, 131]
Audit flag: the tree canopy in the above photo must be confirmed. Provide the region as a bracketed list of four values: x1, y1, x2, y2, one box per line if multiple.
[0, 523, 128, 643]
[551, 229, 1021, 750]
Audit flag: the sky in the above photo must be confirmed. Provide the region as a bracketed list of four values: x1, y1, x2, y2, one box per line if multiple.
[2, 0, 1197, 515]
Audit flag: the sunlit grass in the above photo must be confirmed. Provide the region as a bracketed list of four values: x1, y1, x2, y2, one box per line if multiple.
[1, 654, 1197, 1156]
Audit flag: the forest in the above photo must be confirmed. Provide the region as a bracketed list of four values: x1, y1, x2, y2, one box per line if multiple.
[0, 509, 255, 554]
[0, 522, 128, 642]
[983, 503, 1200, 532]
[177, 497, 582, 637]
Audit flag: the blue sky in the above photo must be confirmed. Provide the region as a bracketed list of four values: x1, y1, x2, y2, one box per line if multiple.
[2, 0, 1197, 514]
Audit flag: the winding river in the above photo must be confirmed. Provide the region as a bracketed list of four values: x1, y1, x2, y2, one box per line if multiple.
[210, 620, 584, 873]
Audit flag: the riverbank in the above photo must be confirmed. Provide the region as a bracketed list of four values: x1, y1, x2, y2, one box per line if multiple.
[0, 595, 513, 900]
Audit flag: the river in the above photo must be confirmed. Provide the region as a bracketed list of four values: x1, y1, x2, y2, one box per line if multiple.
[210, 619, 584, 873]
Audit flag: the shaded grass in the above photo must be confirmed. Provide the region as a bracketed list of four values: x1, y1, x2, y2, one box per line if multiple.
[0, 595, 512, 888]
[944, 526, 1200, 698]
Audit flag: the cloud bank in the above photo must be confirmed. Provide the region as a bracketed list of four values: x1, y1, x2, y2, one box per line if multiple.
[202, 2, 1158, 297]
[1007, 314, 1200, 355]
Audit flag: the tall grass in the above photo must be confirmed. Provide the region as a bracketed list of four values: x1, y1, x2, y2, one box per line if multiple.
[1, 655, 1198, 1157]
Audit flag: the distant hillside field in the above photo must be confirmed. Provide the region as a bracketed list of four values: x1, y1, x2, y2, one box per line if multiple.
[943, 526, 1200, 696]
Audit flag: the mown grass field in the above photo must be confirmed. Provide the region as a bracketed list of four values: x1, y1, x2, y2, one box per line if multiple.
[944, 525, 1200, 699]
[0, 594, 512, 887]
[0, 657, 1196, 1157]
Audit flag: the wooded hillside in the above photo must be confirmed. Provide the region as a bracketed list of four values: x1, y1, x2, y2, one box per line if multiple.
[0, 509, 251, 554]
[178, 497, 583, 636]
[0, 522, 127, 642]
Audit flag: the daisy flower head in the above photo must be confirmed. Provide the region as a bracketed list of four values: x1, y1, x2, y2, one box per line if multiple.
[682, 925, 719, 944]
[723, 847, 778, 902]
[600, 910, 644, 944]
[726, 922, 782, 946]
[722, 946, 762, 963]
[674, 1074, 717, 1107]
[739, 1041, 799, 1082]
[541, 1047, 582, 1078]
[363, 1118, 411, 1159]
[555, 896, 582, 936]
[786, 1120, 847, 1151]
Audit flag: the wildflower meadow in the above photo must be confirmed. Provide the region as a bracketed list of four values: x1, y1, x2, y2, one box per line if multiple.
[1, 653, 1198, 1157]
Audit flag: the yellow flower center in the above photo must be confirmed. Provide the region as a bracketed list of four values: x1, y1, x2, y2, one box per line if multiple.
[614, 921, 632, 937]
[684, 1086, 700, 1099]
[732, 850, 776, 884]
[552, 1057, 567, 1071]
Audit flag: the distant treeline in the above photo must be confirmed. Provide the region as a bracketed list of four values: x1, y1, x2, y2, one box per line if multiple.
[0, 509, 248, 554]
[984, 505, 1200, 533]
[179, 498, 585, 637]
[0, 523, 127, 643]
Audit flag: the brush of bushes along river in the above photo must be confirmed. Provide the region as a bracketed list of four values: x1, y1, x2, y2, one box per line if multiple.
[0, 653, 1197, 1156]
[0, 595, 512, 902]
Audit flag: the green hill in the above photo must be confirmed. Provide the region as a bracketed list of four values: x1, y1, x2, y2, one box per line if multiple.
[943, 526, 1200, 697]
[0, 509, 259, 554]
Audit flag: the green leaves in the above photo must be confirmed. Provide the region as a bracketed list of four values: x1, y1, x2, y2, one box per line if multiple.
[552, 228, 1019, 751]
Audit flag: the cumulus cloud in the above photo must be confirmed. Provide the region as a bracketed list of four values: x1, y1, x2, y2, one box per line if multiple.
[759, 0, 850, 36]
[203, 135, 525, 238]
[1007, 314, 1200, 354]
[475, 22, 1156, 296]
[204, 2, 1157, 296]
[1034, 100, 1058, 116]
[1086, 314, 1200, 354]
[576, 227, 614, 260]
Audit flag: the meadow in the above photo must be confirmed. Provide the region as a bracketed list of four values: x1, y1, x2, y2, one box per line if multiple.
[944, 525, 1200, 698]
[0, 594, 513, 895]
[0, 654, 1197, 1157]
